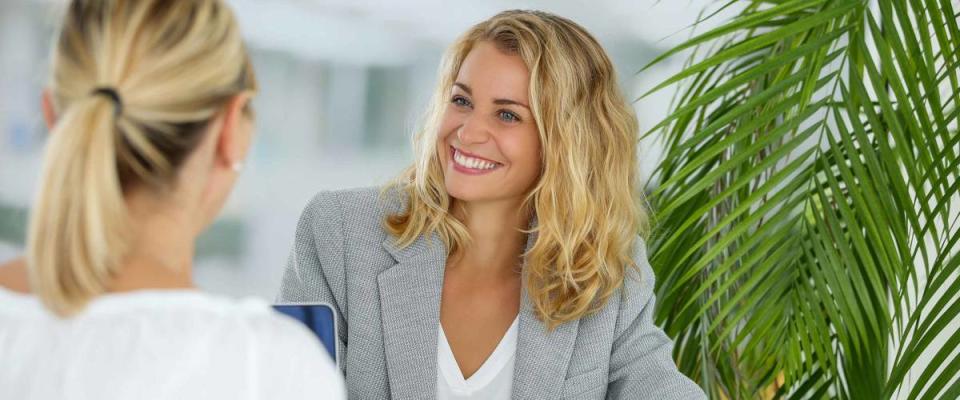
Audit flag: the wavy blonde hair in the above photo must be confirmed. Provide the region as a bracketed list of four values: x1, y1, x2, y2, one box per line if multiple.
[27, 0, 256, 317]
[385, 10, 646, 329]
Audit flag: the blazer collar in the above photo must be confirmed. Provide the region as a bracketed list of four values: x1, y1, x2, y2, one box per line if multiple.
[378, 219, 580, 400]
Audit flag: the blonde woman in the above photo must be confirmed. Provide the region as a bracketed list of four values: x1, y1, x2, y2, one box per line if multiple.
[0, 1, 344, 398]
[279, 10, 704, 400]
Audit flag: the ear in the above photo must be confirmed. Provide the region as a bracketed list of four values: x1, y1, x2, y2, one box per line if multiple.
[215, 93, 254, 171]
[41, 90, 56, 130]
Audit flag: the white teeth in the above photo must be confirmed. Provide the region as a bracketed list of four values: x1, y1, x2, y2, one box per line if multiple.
[453, 149, 499, 170]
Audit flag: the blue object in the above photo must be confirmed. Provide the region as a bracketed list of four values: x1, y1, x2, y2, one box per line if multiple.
[272, 304, 338, 365]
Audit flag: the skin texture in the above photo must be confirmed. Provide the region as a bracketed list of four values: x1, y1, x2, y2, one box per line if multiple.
[0, 91, 254, 296]
[437, 41, 542, 379]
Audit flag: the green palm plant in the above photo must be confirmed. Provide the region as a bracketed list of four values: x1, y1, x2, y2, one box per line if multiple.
[641, 0, 960, 398]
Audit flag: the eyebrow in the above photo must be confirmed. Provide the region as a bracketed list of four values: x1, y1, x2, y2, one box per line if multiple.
[454, 82, 530, 110]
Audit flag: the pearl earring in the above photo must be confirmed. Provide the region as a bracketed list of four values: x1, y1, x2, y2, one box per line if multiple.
[231, 162, 244, 172]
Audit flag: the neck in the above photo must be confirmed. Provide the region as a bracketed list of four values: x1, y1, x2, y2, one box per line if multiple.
[450, 198, 531, 276]
[107, 195, 197, 293]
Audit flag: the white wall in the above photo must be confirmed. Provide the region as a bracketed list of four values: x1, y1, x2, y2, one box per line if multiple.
[0, 0, 723, 298]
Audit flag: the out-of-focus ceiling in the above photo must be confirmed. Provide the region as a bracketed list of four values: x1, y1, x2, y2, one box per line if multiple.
[20, 0, 734, 65]
[228, 0, 728, 65]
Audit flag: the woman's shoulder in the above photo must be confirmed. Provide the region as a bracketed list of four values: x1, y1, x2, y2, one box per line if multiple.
[302, 185, 405, 219]
[624, 236, 656, 297]
[0, 290, 308, 349]
[0, 258, 29, 294]
[197, 306, 346, 398]
[297, 185, 406, 238]
[189, 300, 345, 397]
[0, 291, 344, 398]
[239, 303, 331, 358]
[136, 294, 332, 365]
[588, 236, 657, 324]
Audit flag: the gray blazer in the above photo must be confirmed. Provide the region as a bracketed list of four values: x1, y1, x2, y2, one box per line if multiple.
[277, 187, 705, 400]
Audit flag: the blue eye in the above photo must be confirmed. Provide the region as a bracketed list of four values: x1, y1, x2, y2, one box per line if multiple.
[498, 110, 521, 123]
[451, 95, 472, 108]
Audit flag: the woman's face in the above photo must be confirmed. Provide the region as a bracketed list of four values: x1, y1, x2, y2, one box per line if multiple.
[437, 41, 542, 205]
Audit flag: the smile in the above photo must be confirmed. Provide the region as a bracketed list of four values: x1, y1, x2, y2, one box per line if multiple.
[450, 146, 503, 174]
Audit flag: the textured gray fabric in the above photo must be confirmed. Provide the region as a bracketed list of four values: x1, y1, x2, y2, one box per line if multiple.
[278, 187, 706, 400]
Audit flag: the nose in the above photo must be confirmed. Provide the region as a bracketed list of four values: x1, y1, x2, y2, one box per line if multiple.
[456, 114, 490, 145]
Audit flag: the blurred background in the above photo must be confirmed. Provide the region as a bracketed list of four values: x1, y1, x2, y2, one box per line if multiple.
[0, 0, 728, 299]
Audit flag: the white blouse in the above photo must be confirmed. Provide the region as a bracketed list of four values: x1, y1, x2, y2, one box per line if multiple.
[0, 288, 345, 400]
[437, 317, 519, 400]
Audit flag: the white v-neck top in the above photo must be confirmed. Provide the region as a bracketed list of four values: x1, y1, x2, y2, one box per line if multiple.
[437, 317, 519, 400]
[0, 288, 345, 400]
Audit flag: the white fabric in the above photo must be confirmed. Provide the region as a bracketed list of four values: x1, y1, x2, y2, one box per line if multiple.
[437, 316, 518, 400]
[0, 288, 345, 400]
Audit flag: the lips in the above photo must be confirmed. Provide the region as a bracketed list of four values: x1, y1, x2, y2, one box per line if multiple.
[450, 146, 503, 174]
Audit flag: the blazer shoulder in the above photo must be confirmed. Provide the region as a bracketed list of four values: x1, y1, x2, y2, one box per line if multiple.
[629, 236, 656, 287]
[299, 186, 405, 240]
[617, 236, 657, 318]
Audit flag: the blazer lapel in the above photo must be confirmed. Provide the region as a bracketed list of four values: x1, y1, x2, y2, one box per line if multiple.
[512, 222, 581, 399]
[511, 287, 581, 399]
[378, 233, 447, 400]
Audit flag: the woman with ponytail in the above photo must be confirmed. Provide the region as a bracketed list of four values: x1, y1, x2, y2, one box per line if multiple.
[0, 1, 344, 398]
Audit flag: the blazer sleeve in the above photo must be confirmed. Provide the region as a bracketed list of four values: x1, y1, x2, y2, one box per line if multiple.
[606, 237, 707, 400]
[277, 191, 349, 369]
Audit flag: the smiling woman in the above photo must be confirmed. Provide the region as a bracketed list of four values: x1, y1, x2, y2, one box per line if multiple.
[278, 9, 705, 400]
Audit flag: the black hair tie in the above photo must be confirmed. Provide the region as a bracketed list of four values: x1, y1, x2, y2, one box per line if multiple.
[91, 87, 123, 116]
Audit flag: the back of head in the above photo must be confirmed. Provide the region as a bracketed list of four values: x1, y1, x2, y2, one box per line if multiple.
[28, 0, 257, 317]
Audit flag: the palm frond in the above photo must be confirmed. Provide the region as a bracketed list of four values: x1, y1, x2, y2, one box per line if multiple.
[643, 0, 960, 398]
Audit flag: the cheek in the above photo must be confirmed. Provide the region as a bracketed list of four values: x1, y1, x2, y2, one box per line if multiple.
[501, 128, 542, 179]
[436, 111, 462, 149]
[435, 115, 453, 159]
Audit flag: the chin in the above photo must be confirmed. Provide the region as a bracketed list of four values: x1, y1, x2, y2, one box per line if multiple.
[444, 179, 498, 203]
[445, 184, 482, 203]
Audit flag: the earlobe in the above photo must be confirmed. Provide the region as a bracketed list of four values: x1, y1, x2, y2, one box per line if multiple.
[41, 90, 56, 130]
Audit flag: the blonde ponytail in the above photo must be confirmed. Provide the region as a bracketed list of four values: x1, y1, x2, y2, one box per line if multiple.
[28, 96, 128, 316]
[27, 0, 256, 317]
